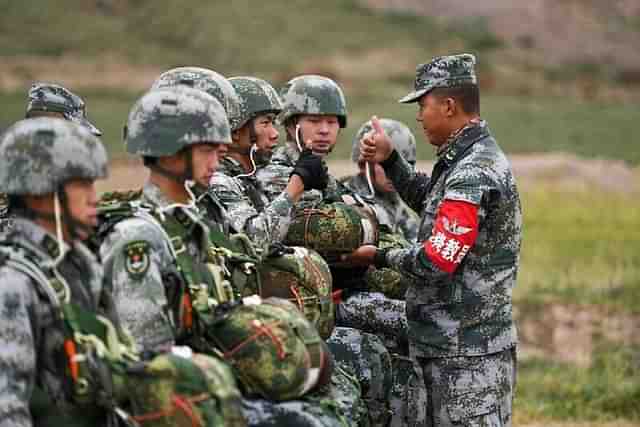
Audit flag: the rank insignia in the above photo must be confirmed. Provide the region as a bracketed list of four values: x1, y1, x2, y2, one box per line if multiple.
[124, 241, 150, 279]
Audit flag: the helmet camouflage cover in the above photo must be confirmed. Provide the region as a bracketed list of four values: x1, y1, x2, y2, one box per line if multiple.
[0, 117, 108, 196]
[26, 82, 102, 136]
[125, 86, 231, 157]
[151, 67, 243, 131]
[351, 118, 416, 166]
[228, 76, 282, 130]
[279, 75, 347, 128]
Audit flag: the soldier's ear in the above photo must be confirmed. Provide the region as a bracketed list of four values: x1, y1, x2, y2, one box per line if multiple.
[444, 97, 457, 117]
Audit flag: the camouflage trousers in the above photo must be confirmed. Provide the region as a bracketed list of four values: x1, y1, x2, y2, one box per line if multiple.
[241, 365, 366, 427]
[336, 292, 428, 427]
[414, 348, 517, 427]
[326, 326, 393, 427]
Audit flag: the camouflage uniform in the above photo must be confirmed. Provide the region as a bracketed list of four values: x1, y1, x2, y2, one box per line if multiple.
[0, 83, 102, 223]
[342, 118, 420, 242]
[257, 75, 411, 427]
[376, 54, 521, 426]
[209, 77, 296, 251]
[0, 118, 111, 426]
[100, 87, 364, 426]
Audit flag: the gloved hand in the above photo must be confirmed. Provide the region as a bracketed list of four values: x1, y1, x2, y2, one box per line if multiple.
[290, 149, 329, 191]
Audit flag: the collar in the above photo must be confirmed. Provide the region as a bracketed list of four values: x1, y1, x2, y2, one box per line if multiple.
[4, 217, 70, 260]
[436, 119, 488, 166]
[271, 142, 301, 167]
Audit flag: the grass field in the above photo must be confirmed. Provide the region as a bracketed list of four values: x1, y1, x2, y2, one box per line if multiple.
[2, 1, 639, 424]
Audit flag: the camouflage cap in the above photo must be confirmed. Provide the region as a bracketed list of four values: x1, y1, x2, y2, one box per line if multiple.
[399, 53, 477, 104]
[151, 67, 243, 131]
[0, 118, 108, 196]
[351, 118, 416, 166]
[279, 75, 347, 128]
[26, 82, 102, 136]
[228, 76, 282, 129]
[125, 86, 232, 157]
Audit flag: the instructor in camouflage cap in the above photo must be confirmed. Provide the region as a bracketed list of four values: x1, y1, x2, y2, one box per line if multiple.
[349, 53, 522, 427]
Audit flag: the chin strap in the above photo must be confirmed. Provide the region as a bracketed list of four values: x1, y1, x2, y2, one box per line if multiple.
[235, 145, 258, 179]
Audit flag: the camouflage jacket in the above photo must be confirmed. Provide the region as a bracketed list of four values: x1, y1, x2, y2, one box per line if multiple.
[0, 218, 108, 425]
[99, 181, 225, 352]
[381, 120, 521, 358]
[341, 174, 420, 242]
[209, 156, 295, 250]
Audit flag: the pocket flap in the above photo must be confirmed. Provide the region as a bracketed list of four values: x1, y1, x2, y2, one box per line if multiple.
[447, 388, 498, 422]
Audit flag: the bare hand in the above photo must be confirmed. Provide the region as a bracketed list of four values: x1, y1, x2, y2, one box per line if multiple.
[340, 245, 377, 267]
[360, 116, 393, 163]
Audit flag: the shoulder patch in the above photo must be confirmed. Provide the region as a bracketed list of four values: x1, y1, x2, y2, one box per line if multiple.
[124, 240, 150, 279]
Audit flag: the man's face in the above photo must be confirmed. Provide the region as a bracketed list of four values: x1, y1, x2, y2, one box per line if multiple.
[417, 93, 450, 147]
[64, 179, 98, 241]
[291, 114, 340, 157]
[190, 142, 228, 187]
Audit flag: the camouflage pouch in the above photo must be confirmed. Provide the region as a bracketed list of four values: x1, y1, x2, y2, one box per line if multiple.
[256, 245, 335, 339]
[284, 201, 378, 263]
[363, 229, 412, 299]
[126, 353, 246, 427]
[204, 297, 333, 401]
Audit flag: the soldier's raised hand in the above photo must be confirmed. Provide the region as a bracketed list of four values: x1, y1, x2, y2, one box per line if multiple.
[291, 141, 329, 191]
[360, 115, 394, 163]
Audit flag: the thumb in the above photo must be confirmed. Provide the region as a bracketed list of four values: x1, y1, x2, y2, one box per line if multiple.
[371, 115, 384, 136]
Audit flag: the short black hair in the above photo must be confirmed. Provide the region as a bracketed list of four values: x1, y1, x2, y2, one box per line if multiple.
[431, 85, 480, 115]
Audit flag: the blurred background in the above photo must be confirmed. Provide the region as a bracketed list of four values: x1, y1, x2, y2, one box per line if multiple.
[1, 1, 638, 425]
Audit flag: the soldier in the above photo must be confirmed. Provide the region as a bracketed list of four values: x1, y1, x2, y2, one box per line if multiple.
[343, 118, 420, 242]
[25, 82, 103, 136]
[0, 118, 243, 427]
[98, 86, 364, 426]
[0, 83, 102, 223]
[256, 75, 414, 427]
[351, 53, 521, 427]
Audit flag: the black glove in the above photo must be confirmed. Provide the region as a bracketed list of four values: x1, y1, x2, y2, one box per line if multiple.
[291, 149, 329, 191]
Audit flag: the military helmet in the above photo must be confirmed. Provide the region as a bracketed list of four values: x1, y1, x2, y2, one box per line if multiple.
[228, 76, 282, 129]
[351, 118, 416, 166]
[151, 67, 243, 131]
[279, 75, 347, 128]
[0, 118, 107, 196]
[125, 86, 231, 158]
[26, 82, 102, 136]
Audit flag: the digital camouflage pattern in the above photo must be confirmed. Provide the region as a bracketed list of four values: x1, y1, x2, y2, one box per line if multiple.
[415, 349, 516, 426]
[257, 246, 334, 339]
[381, 119, 521, 358]
[342, 174, 420, 244]
[125, 87, 231, 157]
[151, 67, 243, 131]
[326, 327, 392, 427]
[279, 75, 347, 128]
[398, 53, 477, 104]
[0, 218, 109, 426]
[241, 364, 366, 427]
[0, 192, 9, 219]
[228, 76, 283, 129]
[350, 118, 416, 166]
[204, 297, 332, 401]
[0, 118, 108, 196]
[209, 157, 295, 252]
[127, 352, 245, 427]
[26, 82, 102, 135]
[284, 201, 379, 261]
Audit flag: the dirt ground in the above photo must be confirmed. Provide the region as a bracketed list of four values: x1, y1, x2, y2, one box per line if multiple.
[100, 154, 640, 195]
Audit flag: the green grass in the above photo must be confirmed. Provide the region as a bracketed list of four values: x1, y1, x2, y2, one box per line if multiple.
[515, 186, 640, 313]
[516, 343, 640, 423]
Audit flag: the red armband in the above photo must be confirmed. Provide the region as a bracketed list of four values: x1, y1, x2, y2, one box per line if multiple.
[422, 199, 479, 274]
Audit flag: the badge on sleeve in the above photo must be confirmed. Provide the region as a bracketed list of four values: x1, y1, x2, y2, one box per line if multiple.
[124, 241, 150, 279]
